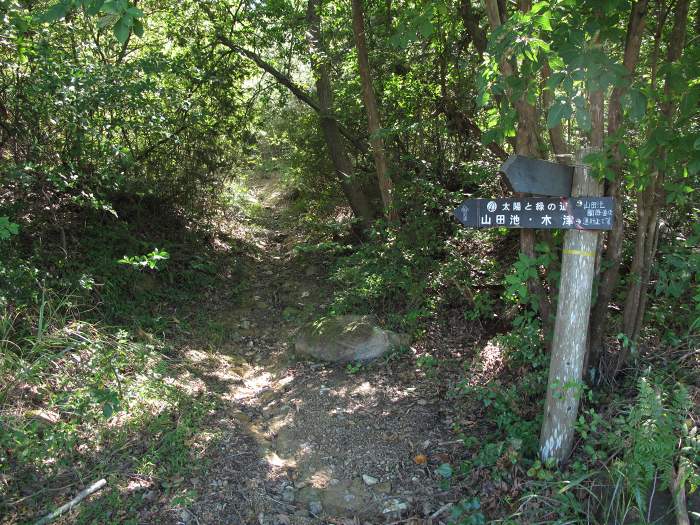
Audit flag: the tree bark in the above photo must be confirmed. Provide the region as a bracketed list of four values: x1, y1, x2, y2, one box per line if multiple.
[587, 0, 649, 373]
[540, 148, 602, 465]
[305, 0, 377, 227]
[459, 0, 487, 55]
[483, 0, 552, 332]
[351, 0, 397, 220]
[618, 0, 690, 370]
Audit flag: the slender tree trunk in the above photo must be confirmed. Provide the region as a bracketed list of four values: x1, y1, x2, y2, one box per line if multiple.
[618, 0, 690, 371]
[459, 0, 487, 55]
[484, 0, 552, 332]
[305, 0, 377, 227]
[351, 0, 397, 221]
[587, 0, 649, 373]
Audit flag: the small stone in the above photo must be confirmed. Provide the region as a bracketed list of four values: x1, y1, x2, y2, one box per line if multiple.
[309, 500, 323, 516]
[382, 499, 408, 516]
[241, 320, 251, 329]
[179, 509, 192, 524]
[362, 474, 379, 486]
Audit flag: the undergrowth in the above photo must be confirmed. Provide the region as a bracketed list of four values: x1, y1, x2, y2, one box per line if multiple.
[0, 289, 214, 523]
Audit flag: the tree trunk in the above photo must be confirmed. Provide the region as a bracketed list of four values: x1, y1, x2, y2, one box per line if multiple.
[351, 0, 397, 220]
[618, 0, 690, 371]
[483, 0, 552, 333]
[540, 148, 602, 465]
[459, 0, 487, 55]
[305, 0, 377, 227]
[587, 0, 649, 374]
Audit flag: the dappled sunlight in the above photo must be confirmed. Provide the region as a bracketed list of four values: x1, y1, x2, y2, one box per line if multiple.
[466, 339, 505, 387]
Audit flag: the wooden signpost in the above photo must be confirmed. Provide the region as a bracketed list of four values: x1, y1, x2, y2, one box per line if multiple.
[454, 151, 608, 465]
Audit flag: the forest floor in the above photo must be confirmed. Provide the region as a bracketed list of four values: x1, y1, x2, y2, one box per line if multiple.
[140, 173, 488, 525]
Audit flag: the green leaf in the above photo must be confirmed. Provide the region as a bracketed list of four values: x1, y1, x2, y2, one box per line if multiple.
[86, 0, 105, 15]
[113, 18, 130, 42]
[98, 12, 119, 28]
[0, 217, 19, 240]
[417, 15, 434, 38]
[629, 89, 646, 121]
[535, 12, 552, 31]
[547, 100, 568, 129]
[133, 18, 144, 37]
[126, 6, 144, 17]
[575, 105, 592, 133]
[531, 1, 548, 14]
[39, 3, 68, 23]
[688, 159, 700, 175]
[545, 72, 565, 91]
[101, 0, 122, 14]
[436, 463, 453, 478]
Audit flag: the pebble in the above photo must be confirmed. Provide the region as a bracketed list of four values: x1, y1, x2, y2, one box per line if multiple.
[179, 509, 192, 524]
[309, 500, 323, 516]
[382, 499, 408, 515]
[362, 474, 379, 486]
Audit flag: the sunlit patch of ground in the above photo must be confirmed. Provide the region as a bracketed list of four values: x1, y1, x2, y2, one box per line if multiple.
[466, 339, 505, 387]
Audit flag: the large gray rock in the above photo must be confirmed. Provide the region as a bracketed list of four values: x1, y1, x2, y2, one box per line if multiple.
[294, 315, 408, 363]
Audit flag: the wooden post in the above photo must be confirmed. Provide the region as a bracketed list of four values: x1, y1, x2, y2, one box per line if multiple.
[539, 148, 602, 464]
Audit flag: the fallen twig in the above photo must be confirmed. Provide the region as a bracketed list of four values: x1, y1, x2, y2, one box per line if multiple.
[430, 502, 453, 519]
[34, 478, 107, 525]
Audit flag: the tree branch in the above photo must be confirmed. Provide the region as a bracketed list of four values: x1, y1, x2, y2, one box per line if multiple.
[216, 35, 368, 155]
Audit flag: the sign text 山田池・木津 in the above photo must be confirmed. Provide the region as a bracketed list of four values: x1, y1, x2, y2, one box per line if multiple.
[453, 197, 614, 230]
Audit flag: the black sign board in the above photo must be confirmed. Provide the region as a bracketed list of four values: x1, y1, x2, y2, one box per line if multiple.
[454, 197, 614, 230]
[501, 155, 574, 196]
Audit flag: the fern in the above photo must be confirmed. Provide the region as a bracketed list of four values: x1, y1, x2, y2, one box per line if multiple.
[614, 376, 695, 517]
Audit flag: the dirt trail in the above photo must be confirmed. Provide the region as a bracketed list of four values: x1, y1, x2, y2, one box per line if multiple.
[165, 175, 465, 525]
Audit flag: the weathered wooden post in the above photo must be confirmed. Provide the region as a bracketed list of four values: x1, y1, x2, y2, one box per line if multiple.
[453, 150, 612, 464]
[539, 148, 602, 464]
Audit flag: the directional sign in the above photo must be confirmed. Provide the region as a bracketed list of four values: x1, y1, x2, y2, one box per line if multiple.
[454, 197, 614, 230]
[501, 155, 574, 196]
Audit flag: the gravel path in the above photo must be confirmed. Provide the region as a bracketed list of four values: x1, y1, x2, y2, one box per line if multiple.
[166, 178, 466, 524]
